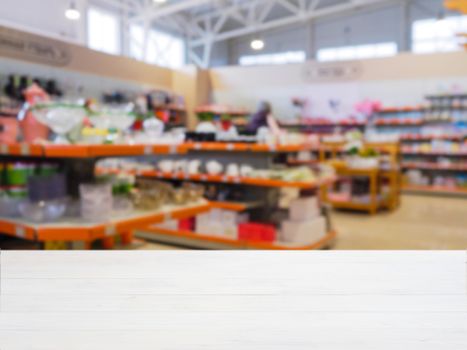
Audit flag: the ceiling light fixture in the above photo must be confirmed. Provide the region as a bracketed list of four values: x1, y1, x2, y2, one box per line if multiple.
[153, 0, 167, 3]
[65, 1, 81, 20]
[251, 39, 265, 51]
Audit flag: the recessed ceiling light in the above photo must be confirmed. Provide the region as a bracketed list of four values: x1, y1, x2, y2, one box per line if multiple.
[153, 0, 167, 3]
[251, 39, 265, 51]
[65, 2, 80, 20]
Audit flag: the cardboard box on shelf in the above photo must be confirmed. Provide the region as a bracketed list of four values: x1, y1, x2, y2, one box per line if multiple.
[289, 196, 320, 221]
[196, 221, 238, 239]
[197, 209, 248, 225]
[195, 209, 247, 239]
[156, 220, 179, 230]
[280, 216, 326, 244]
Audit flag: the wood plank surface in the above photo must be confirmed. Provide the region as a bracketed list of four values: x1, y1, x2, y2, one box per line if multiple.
[1, 251, 466, 349]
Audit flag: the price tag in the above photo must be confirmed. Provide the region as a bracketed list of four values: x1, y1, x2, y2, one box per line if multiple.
[144, 145, 153, 155]
[226, 143, 234, 151]
[221, 176, 228, 183]
[164, 212, 172, 221]
[169, 144, 177, 154]
[200, 175, 208, 182]
[20, 144, 30, 156]
[268, 143, 277, 152]
[0, 144, 8, 154]
[194, 143, 202, 150]
[15, 226, 26, 239]
[233, 177, 241, 184]
[105, 225, 116, 237]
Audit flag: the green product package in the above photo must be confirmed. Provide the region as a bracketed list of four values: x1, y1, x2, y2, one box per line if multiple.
[6, 163, 35, 186]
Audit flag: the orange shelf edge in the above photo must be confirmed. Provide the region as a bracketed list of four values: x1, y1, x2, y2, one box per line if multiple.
[142, 226, 337, 250]
[0, 202, 212, 243]
[0, 220, 36, 240]
[2, 142, 318, 158]
[209, 201, 248, 212]
[1, 143, 43, 157]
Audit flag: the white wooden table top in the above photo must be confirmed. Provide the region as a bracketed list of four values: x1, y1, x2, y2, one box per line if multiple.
[1, 251, 466, 349]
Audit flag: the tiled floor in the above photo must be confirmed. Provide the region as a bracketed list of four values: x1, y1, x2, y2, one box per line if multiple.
[333, 195, 467, 250]
[139, 195, 467, 250]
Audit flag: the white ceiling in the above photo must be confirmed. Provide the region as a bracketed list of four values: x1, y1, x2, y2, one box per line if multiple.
[96, 0, 405, 66]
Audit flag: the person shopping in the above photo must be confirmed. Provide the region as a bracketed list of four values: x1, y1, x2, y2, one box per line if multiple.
[246, 101, 282, 135]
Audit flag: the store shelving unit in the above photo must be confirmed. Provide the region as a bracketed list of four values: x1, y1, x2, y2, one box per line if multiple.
[0, 143, 209, 249]
[97, 141, 337, 250]
[322, 165, 400, 215]
[286, 140, 402, 214]
[371, 94, 467, 197]
[0, 201, 211, 249]
[1, 141, 336, 250]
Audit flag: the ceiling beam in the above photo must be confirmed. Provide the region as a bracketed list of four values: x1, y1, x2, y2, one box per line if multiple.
[90, 0, 141, 13]
[189, 0, 402, 47]
[130, 0, 216, 23]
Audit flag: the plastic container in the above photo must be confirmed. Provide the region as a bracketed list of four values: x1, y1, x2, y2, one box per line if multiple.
[7, 186, 28, 199]
[18, 199, 67, 223]
[80, 183, 113, 222]
[27, 173, 66, 202]
[0, 187, 26, 217]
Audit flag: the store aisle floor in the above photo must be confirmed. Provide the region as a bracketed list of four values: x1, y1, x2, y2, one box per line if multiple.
[333, 195, 467, 250]
[138, 195, 467, 250]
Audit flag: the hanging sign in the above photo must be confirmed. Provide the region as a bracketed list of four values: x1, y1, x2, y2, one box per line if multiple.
[0, 26, 71, 66]
[303, 61, 362, 82]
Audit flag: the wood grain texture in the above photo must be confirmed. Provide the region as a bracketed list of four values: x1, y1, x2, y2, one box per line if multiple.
[1, 251, 466, 349]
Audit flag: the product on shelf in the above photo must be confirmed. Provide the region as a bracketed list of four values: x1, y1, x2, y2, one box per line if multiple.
[367, 92, 467, 196]
[97, 158, 331, 185]
[238, 222, 276, 243]
[280, 216, 326, 244]
[289, 196, 320, 221]
[196, 209, 249, 239]
[80, 183, 113, 222]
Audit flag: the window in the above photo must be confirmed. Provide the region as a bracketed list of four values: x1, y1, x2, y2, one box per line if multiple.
[130, 25, 186, 69]
[87, 7, 121, 55]
[412, 15, 467, 54]
[239, 51, 306, 66]
[316, 42, 398, 62]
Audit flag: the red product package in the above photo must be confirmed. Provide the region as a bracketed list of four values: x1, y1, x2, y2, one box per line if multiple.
[179, 218, 195, 232]
[238, 223, 276, 242]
